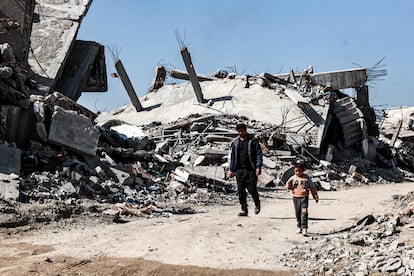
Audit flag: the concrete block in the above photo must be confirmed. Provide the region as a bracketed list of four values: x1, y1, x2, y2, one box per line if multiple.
[28, 0, 92, 89]
[311, 68, 367, 90]
[48, 106, 99, 156]
[258, 171, 275, 187]
[198, 148, 227, 163]
[54, 41, 107, 100]
[101, 208, 120, 222]
[110, 124, 145, 138]
[205, 135, 233, 143]
[179, 154, 191, 165]
[263, 156, 276, 169]
[173, 167, 190, 183]
[191, 165, 225, 180]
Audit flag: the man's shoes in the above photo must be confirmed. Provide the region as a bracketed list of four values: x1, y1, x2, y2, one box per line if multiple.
[302, 229, 308, 236]
[254, 206, 260, 215]
[238, 211, 248, 217]
[296, 228, 302, 234]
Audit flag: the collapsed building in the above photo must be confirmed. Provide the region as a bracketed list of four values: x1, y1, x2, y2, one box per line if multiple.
[1, 0, 413, 225]
[0, 0, 105, 168]
[97, 55, 394, 185]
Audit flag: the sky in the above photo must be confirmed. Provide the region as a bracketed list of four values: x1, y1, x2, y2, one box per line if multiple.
[77, 0, 414, 113]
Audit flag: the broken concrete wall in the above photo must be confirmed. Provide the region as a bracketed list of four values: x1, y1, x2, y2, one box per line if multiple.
[48, 106, 99, 156]
[54, 40, 108, 100]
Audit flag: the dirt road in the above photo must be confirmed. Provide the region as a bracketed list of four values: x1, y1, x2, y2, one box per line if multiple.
[1, 182, 414, 275]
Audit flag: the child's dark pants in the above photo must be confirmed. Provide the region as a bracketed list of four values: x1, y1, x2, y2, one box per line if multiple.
[293, 196, 309, 229]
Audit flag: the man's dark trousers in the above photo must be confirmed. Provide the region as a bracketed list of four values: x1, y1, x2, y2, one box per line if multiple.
[235, 168, 260, 212]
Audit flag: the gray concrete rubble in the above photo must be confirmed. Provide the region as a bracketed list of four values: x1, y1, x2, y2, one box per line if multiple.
[1, 1, 414, 274]
[279, 192, 414, 275]
[0, 0, 107, 101]
[0, 144, 20, 175]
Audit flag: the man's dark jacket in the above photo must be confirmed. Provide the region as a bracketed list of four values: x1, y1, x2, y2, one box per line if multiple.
[229, 134, 263, 172]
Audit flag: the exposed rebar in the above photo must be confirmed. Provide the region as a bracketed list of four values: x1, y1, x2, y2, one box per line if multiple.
[366, 57, 387, 82]
[174, 29, 186, 49]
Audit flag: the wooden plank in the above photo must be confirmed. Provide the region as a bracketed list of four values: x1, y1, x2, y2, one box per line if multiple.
[180, 47, 204, 103]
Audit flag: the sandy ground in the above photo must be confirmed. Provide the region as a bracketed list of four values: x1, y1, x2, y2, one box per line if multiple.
[1, 182, 414, 275]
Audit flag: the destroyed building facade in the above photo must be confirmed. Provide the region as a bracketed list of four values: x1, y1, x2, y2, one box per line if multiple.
[1, 0, 412, 221]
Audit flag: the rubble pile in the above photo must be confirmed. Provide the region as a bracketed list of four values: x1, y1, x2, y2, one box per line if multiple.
[280, 191, 414, 275]
[1, 104, 414, 228]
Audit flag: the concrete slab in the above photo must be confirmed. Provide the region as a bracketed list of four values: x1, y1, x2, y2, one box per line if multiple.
[0, 173, 19, 200]
[28, 0, 92, 90]
[0, 144, 20, 175]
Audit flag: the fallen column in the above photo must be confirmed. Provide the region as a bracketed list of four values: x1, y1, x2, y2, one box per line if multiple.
[114, 59, 143, 112]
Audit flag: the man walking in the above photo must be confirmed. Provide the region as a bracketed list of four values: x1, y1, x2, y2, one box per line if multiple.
[228, 123, 263, 216]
